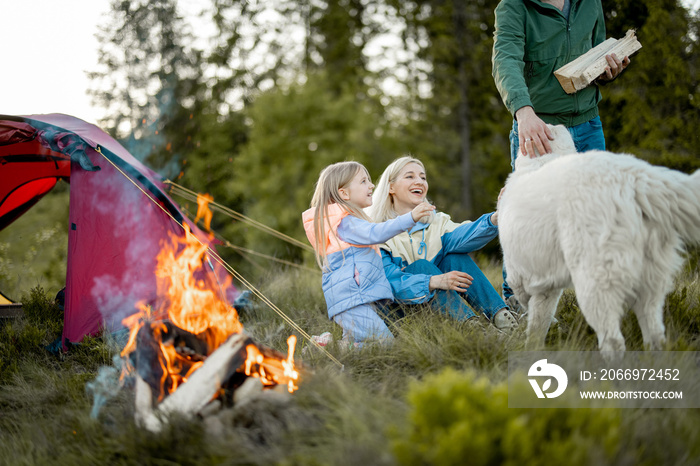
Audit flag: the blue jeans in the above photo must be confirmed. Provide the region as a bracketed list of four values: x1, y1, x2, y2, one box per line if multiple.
[502, 116, 606, 298]
[333, 301, 394, 343]
[406, 255, 506, 320]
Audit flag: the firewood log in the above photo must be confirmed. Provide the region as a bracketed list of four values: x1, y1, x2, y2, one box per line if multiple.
[554, 29, 642, 94]
[156, 332, 249, 417]
[132, 330, 301, 432]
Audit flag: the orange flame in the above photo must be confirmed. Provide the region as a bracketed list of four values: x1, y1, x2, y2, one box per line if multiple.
[120, 222, 299, 400]
[194, 193, 214, 233]
[284, 335, 299, 392]
[153, 224, 242, 346]
[243, 335, 299, 393]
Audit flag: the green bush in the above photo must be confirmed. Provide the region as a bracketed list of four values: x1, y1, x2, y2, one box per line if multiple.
[393, 368, 621, 466]
[21, 285, 64, 337]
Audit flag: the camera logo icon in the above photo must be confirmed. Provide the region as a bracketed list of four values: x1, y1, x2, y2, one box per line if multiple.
[528, 359, 568, 398]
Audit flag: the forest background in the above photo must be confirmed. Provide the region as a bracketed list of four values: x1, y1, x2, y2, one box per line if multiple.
[1, 0, 699, 297]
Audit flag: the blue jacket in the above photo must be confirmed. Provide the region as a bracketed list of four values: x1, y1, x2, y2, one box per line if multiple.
[380, 213, 498, 304]
[302, 204, 416, 318]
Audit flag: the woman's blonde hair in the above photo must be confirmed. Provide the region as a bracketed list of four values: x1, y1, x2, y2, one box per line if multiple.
[310, 161, 373, 268]
[367, 155, 434, 223]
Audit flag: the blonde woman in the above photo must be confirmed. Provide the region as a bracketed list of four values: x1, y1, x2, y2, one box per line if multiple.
[367, 156, 517, 330]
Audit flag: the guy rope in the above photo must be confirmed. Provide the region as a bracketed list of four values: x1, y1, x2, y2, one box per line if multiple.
[94, 146, 344, 370]
[163, 181, 318, 273]
[165, 181, 314, 252]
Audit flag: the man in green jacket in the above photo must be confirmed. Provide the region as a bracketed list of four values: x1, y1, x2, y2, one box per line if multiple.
[492, 0, 630, 303]
[492, 0, 630, 161]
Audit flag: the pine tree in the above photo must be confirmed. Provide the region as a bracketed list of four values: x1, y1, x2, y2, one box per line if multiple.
[389, 0, 511, 219]
[600, 0, 700, 170]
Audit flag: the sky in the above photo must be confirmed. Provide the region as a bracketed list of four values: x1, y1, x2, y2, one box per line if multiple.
[3, 0, 699, 127]
[1, 1, 113, 125]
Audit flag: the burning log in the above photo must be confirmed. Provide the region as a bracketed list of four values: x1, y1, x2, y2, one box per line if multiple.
[233, 376, 264, 405]
[134, 374, 160, 432]
[154, 332, 248, 416]
[134, 332, 247, 432]
[131, 331, 299, 433]
[123, 315, 206, 403]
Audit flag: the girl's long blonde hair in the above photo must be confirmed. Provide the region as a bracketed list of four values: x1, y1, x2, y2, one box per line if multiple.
[367, 155, 434, 223]
[310, 161, 373, 268]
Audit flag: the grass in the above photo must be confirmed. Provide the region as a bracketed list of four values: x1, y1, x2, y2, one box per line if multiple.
[1, 257, 699, 465]
[2, 188, 700, 464]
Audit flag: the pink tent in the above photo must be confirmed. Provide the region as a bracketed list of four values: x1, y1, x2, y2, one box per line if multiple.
[0, 114, 236, 346]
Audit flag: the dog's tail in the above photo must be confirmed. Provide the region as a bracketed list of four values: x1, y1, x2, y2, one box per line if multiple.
[635, 168, 700, 244]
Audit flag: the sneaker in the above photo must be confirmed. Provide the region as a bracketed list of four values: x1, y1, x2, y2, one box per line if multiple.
[310, 332, 333, 347]
[462, 316, 488, 336]
[505, 296, 559, 325]
[505, 295, 525, 319]
[466, 316, 482, 326]
[493, 308, 519, 331]
[303, 332, 334, 356]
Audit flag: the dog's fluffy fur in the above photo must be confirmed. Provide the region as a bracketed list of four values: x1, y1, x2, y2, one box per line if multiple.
[499, 126, 700, 359]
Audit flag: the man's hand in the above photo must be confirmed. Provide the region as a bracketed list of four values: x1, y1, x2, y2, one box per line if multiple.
[598, 53, 630, 82]
[514, 106, 554, 157]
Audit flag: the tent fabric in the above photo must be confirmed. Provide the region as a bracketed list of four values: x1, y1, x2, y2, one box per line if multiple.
[0, 114, 236, 346]
[0, 119, 72, 230]
[0, 290, 12, 305]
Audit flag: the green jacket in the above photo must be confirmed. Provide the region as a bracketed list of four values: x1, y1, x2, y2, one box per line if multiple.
[492, 0, 606, 127]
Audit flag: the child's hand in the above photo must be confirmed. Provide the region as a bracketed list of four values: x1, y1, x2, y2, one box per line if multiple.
[411, 202, 435, 222]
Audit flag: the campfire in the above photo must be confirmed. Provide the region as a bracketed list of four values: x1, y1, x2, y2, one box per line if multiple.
[118, 221, 299, 432]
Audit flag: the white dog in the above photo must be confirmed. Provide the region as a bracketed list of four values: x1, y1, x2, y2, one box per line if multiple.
[498, 125, 700, 360]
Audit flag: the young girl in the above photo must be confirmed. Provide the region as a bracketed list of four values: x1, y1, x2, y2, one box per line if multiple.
[302, 161, 434, 345]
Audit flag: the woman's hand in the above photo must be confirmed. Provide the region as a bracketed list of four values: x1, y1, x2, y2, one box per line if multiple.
[411, 201, 436, 222]
[490, 187, 506, 226]
[429, 271, 473, 293]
